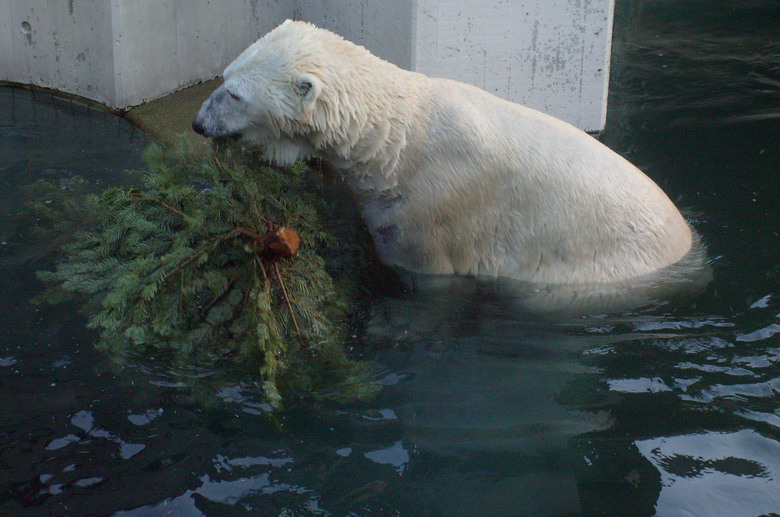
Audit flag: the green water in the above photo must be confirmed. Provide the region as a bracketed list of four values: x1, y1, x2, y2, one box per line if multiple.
[2, 1, 779, 515]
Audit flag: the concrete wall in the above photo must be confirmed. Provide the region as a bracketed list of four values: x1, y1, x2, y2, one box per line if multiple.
[295, 0, 415, 69]
[413, 0, 614, 131]
[0, 0, 288, 108]
[110, 0, 289, 107]
[1, 1, 117, 105]
[0, 0, 614, 131]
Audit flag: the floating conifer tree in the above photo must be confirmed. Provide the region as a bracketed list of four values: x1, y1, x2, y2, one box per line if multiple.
[35, 142, 376, 407]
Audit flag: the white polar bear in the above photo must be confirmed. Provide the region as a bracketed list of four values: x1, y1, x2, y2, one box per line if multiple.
[193, 20, 693, 285]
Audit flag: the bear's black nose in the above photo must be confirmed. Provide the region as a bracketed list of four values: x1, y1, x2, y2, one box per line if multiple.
[192, 119, 205, 135]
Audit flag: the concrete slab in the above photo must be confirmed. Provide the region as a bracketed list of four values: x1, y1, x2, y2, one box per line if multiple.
[124, 79, 220, 154]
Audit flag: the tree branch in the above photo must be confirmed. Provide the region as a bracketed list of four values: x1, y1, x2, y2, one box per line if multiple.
[275, 262, 303, 343]
[129, 192, 189, 218]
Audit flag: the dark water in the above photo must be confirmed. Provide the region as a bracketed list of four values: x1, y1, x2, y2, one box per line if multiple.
[2, 1, 780, 515]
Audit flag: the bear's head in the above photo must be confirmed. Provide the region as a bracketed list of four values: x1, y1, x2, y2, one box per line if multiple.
[194, 20, 402, 170]
[192, 20, 387, 166]
[192, 20, 330, 164]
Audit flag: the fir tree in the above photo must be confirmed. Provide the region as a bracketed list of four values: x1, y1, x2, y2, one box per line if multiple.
[35, 142, 377, 407]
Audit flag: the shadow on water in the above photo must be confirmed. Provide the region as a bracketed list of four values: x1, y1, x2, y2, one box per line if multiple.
[2, 1, 780, 515]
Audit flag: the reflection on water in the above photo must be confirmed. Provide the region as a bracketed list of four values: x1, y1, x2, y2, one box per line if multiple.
[2, 1, 780, 515]
[637, 430, 780, 516]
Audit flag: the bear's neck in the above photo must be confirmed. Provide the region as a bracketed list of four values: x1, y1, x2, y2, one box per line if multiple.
[313, 66, 428, 193]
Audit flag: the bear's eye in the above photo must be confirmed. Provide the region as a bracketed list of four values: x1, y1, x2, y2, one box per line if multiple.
[295, 79, 313, 97]
[228, 91, 242, 102]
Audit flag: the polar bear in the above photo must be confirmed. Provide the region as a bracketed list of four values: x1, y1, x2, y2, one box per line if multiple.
[193, 20, 693, 285]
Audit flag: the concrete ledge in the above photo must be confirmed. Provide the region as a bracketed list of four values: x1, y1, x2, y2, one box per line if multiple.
[124, 79, 219, 154]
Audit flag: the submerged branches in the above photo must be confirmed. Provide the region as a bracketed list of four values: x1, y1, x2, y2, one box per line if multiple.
[34, 142, 376, 407]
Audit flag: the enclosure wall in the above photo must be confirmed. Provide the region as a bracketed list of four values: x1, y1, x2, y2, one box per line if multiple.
[0, 0, 614, 130]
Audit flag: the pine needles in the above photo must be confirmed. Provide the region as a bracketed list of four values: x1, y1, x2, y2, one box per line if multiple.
[35, 142, 377, 407]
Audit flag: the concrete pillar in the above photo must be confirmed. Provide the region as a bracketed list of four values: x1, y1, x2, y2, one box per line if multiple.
[1, 0, 614, 131]
[411, 0, 615, 131]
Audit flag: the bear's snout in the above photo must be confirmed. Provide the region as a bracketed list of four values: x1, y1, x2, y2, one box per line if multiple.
[192, 88, 243, 140]
[192, 118, 206, 136]
[192, 112, 240, 140]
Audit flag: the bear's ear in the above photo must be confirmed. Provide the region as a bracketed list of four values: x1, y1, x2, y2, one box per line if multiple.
[294, 73, 322, 106]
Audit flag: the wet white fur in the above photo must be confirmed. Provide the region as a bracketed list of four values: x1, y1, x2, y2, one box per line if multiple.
[196, 20, 693, 284]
